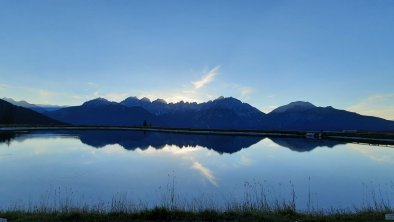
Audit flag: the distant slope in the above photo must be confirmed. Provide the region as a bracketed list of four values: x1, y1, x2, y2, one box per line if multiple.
[0, 99, 63, 125]
[47, 98, 161, 126]
[271, 101, 316, 113]
[2, 97, 67, 113]
[267, 102, 394, 131]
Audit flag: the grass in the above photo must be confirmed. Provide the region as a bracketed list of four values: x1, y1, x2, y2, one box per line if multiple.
[0, 207, 391, 221]
[1, 179, 393, 221]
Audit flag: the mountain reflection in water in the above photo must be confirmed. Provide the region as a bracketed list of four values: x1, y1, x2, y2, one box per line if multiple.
[270, 137, 346, 152]
[0, 130, 346, 153]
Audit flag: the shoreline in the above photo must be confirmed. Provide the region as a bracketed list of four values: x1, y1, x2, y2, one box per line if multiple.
[0, 125, 393, 146]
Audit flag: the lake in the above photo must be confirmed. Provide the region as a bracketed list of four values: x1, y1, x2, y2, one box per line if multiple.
[0, 130, 393, 212]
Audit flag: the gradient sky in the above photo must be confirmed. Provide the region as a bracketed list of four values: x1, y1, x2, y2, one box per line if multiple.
[1, 0, 393, 119]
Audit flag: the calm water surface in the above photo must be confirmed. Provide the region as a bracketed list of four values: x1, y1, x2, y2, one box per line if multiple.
[0, 130, 393, 211]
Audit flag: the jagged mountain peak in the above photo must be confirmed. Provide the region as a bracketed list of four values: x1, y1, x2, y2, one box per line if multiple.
[122, 96, 167, 104]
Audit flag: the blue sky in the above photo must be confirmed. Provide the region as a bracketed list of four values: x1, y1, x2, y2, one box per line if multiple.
[0, 0, 393, 119]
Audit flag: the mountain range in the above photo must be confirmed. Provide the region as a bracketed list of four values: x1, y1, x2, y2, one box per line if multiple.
[47, 96, 266, 129]
[1, 96, 394, 131]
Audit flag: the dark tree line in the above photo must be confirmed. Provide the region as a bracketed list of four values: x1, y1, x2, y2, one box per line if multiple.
[0, 106, 15, 124]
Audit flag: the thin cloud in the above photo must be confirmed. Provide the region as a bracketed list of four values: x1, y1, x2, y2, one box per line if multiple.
[348, 94, 394, 120]
[192, 161, 218, 186]
[239, 155, 253, 166]
[239, 86, 253, 97]
[192, 66, 220, 90]
[349, 144, 394, 165]
[38, 89, 56, 98]
[87, 82, 99, 88]
[221, 83, 255, 99]
[0, 83, 9, 90]
[232, 84, 254, 98]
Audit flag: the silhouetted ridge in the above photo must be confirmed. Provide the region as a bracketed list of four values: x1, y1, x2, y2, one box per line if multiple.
[2, 97, 66, 112]
[0, 99, 63, 125]
[82, 98, 114, 107]
[266, 104, 394, 131]
[271, 101, 316, 113]
[46, 98, 161, 126]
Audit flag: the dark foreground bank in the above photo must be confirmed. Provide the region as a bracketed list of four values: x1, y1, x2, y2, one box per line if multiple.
[0, 208, 392, 221]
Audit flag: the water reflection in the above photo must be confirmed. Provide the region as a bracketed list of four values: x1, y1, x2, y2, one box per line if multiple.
[0, 130, 346, 153]
[0, 130, 393, 211]
[77, 131, 263, 154]
[0, 131, 15, 145]
[270, 137, 345, 152]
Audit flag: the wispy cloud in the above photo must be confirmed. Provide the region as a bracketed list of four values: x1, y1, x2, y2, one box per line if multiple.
[192, 161, 218, 186]
[348, 94, 394, 120]
[192, 66, 220, 90]
[87, 82, 99, 88]
[227, 83, 254, 98]
[37, 89, 57, 98]
[136, 66, 221, 103]
[0, 83, 9, 90]
[239, 155, 253, 166]
[349, 144, 394, 165]
[239, 86, 253, 97]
